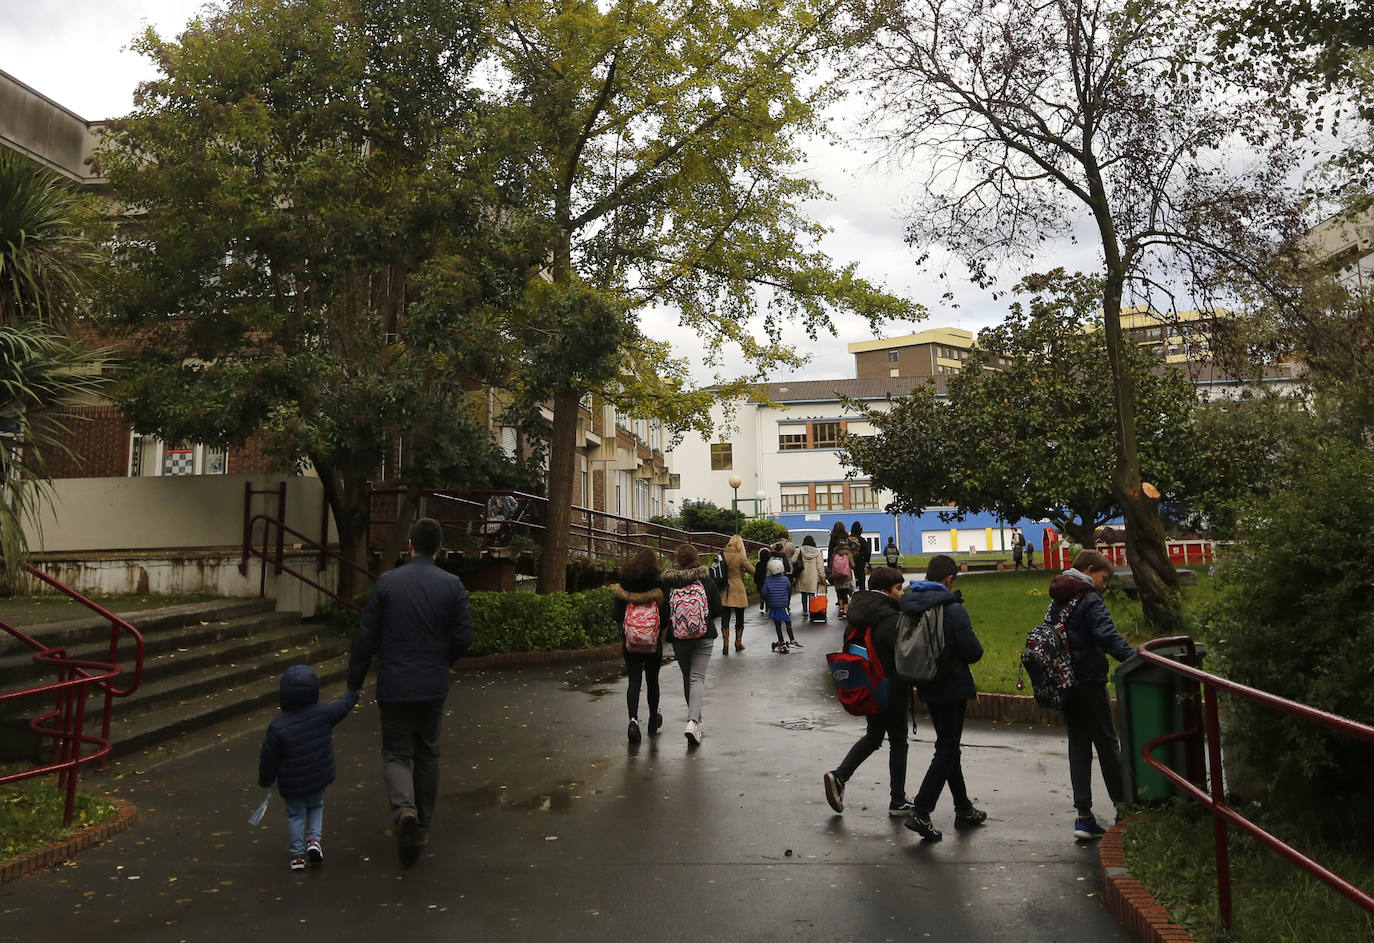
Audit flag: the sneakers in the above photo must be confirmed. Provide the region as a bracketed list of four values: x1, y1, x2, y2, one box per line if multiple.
[628, 718, 641, 744]
[1073, 816, 1106, 840]
[888, 798, 916, 817]
[648, 712, 663, 735]
[904, 811, 942, 841]
[823, 771, 845, 813]
[787, 638, 802, 649]
[397, 810, 421, 866]
[685, 719, 702, 747]
[290, 853, 306, 871]
[954, 806, 988, 828]
[306, 839, 324, 864]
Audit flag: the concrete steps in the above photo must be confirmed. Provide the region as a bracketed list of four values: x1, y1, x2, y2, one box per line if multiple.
[0, 598, 351, 759]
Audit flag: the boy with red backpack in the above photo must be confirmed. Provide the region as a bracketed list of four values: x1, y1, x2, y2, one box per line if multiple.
[822, 566, 916, 817]
[612, 549, 671, 744]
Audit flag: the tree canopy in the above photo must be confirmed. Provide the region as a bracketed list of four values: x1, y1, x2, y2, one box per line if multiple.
[95, 0, 537, 577]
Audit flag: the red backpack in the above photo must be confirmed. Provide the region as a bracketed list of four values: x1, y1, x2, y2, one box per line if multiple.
[623, 601, 661, 653]
[825, 624, 891, 715]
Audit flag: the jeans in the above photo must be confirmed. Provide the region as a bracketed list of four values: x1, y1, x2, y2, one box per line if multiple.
[834, 682, 911, 804]
[284, 791, 324, 855]
[379, 699, 445, 830]
[1063, 684, 1125, 815]
[913, 699, 971, 816]
[671, 637, 714, 723]
[624, 651, 661, 720]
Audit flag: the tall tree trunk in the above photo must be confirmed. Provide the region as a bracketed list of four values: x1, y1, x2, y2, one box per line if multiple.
[317, 460, 373, 601]
[538, 388, 580, 593]
[1100, 268, 1181, 631]
[378, 485, 422, 574]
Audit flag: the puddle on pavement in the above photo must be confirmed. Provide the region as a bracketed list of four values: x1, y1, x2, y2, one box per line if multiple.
[772, 717, 838, 731]
[453, 781, 580, 813]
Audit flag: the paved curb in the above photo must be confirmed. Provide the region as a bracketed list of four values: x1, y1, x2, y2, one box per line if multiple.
[1098, 815, 1198, 943]
[0, 796, 137, 885]
[455, 643, 622, 671]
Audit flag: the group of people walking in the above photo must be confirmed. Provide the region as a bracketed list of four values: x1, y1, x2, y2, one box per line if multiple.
[822, 548, 1134, 842]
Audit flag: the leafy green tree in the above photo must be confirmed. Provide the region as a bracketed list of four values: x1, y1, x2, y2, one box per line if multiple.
[843, 271, 1201, 547]
[95, 0, 535, 583]
[850, 0, 1307, 629]
[0, 153, 110, 580]
[740, 516, 788, 545]
[488, 0, 922, 592]
[1200, 442, 1374, 814]
[678, 499, 742, 536]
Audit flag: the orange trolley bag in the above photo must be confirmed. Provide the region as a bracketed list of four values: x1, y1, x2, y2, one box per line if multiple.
[808, 593, 828, 624]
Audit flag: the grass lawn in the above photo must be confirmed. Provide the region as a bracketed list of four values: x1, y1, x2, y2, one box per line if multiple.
[946, 568, 1214, 696]
[0, 769, 118, 861]
[1125, 801, 1374, 942]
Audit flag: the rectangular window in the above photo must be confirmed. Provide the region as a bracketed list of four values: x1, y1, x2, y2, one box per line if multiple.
[850, 483, 878, 509]
[780, 486, 809, 511]
[814, 483, 845, 510]
[812, 421, 842, 449]
[710, 442, 733, 470]
[888, 349, 899, 362]
[778, 429, 807, 451]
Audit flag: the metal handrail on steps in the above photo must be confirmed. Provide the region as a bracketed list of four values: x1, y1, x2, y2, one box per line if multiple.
[0, 564, 145, 826]
[1135, 635, 1374, 928]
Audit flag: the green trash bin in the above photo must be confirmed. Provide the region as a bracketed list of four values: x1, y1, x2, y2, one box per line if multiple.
[1114, 641, 1205, 803]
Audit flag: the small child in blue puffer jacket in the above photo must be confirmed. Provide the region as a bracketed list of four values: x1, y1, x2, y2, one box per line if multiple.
[760, 557, 798, 654]
[258, 664, 359, 870]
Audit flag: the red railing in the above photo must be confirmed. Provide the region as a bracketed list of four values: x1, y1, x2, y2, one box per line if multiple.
[242, 481, 374, 613]
[1042, 538, 1226, 571]
[1135, 636, 1374, 928]
[0, 564, 145, 826]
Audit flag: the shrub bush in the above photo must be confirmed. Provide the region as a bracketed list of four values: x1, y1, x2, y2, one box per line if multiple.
[467, 586, 617, 656]
[679, 499, 742, 534]
[740, 517, 788, 544]
[1198, 443, 1374, 815]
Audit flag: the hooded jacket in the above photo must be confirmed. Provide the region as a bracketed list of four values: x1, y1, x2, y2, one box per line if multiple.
[843, 589, 905, 679]
[795, 544, 826, 594]
[760, 571, 793, 611]
[259, 664, 359, 797]
[612, 573, 668, 656]
[899, 581, 984, 702]
[661, 566, 722, 640]
[754, 549, 773, 591]
[1048, 569, 1135, 685]
[348, 555, 474, 701]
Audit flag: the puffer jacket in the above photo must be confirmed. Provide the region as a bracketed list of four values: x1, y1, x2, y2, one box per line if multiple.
[259, 664, 358, 798]
[612, 575, 668, 656]
[760, 572, 793, 611]
[843, 589, 905, 679]
[900, 581, 984, 703]
[1048, 569, 1135, 685]
[661, 566, 722, 640]
[795, 545, 826, 594]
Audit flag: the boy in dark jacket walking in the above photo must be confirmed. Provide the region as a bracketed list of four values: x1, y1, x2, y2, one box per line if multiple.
[901, 555, 987, 841]
[822, 566, 915, 816]
[1048, 550, 1135, 840]
[259, 664, 359, 870]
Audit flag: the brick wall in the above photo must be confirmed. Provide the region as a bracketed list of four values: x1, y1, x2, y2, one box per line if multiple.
[36, 405, 130, 478]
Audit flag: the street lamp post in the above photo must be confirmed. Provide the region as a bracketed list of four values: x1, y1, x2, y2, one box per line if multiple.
[729, 475, 742, 533]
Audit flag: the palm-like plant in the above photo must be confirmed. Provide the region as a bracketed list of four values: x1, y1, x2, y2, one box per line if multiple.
[0, 153, 110, 582]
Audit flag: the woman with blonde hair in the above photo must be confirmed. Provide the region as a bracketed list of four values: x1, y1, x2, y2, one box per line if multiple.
[719, 534, 751, 654]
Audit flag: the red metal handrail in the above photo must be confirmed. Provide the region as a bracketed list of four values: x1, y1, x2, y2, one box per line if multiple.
[245, 513, 375, 613]
[1135, 635, 1374, 928]
[0, 563, 145, 826]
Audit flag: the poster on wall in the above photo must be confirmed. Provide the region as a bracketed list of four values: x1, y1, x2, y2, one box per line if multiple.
[164, 447, 195, 476]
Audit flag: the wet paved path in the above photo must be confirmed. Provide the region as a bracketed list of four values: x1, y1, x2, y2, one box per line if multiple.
[2, 602, 1128, 942]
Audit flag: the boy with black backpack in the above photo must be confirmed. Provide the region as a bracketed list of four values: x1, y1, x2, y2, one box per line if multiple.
[1046, 550, 1135, 840]
[899, 554, 987, 841]
[822, 566, 917, 818]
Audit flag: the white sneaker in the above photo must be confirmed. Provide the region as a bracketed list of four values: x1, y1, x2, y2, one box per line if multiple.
[685, 720, 702, 746]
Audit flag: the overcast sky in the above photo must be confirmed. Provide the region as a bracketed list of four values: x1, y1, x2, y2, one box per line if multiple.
[0, 0, 1093, 383]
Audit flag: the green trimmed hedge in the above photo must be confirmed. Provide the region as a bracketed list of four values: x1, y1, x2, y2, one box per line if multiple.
[467, 586, 618, 656]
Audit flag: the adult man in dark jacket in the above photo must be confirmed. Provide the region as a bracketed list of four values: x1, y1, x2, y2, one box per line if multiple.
[823, 566, 915, 817]
[348, 517, 474, 866]
[849, 521, 873, 593]
[901, 554, 987, 841]
[1047, 550, 1135, 840]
